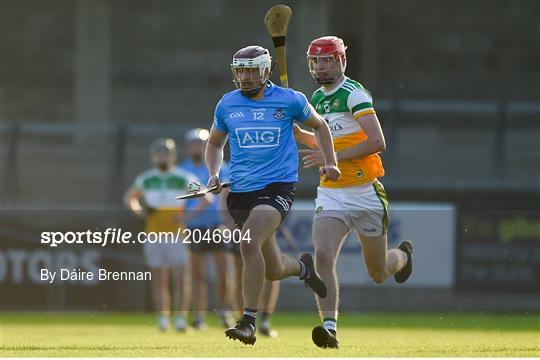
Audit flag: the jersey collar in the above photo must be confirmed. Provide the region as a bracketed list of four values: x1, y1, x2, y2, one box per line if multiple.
[264, 81, 276, 96]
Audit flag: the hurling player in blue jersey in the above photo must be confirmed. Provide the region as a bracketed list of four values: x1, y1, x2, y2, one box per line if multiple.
[205, 45, 340, 345]
[180, 128, 236, 330]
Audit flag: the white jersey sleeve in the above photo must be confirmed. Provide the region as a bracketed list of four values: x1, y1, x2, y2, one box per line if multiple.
[347, 89, 376, 119]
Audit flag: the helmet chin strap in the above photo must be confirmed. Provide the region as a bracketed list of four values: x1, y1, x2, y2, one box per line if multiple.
[315, 71, 343, 85]
[241, 87, 263, 98]
[238, 79, 268, 98]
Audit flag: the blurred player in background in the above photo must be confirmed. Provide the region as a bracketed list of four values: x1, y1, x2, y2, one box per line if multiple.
[295, 36, 413, 348]
[206, 45, 339, 345]
[180, 128, 236, 330]
[124, 138, 202, 332]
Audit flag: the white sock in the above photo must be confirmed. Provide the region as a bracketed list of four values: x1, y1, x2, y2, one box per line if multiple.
[298, 260, 308, 278]
[323, 318, 337, 333]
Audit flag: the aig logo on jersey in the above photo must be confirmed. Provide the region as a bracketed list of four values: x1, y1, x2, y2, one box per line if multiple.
[236, 127, 281, 148]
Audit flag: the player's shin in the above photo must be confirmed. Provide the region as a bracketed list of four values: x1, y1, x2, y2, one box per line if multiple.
[240, 241, 265, 323]
[313, 217, 349, 326]
[315, 265, 339, 322]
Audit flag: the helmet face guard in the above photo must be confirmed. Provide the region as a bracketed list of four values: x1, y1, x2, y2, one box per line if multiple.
[307, 54, 346, 84]
[150, 138, 177, 169]
[307, 36, 347, 85]
[184, 128, 209, 162]
[231, 46, 272, 97]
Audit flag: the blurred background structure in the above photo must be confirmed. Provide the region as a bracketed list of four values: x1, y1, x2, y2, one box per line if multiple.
[1, 0, 539, 312]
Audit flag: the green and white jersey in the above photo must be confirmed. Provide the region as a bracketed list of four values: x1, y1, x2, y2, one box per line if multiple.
[311, 76, 376, 138]
[133, 167, 197, 209]
[311, 76, 384, 188]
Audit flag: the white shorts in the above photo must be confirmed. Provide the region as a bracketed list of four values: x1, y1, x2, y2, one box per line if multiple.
[313, 180, 389, 237]
[143, 241, 188, 268]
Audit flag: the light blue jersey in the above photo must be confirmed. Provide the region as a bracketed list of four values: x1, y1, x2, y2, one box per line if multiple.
[179, 160, 229, 228]
[213, 82, 311, 192]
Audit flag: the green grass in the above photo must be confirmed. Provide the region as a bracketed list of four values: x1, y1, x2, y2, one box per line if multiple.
[1, 312, 539, 357]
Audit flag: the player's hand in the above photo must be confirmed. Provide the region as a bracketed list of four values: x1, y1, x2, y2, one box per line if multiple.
[207, 175, 223, 194]
[320, 165, 341, 182]
[132, 200, 152, 219]
[133, 209, 147, 219]
[299, 149, 325, 168]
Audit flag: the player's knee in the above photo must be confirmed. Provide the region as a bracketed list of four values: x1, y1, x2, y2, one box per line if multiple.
[249, 206, 281, 227]
[369, 271, 386, 284]
[240, 240, 259, 257]
[315, 248, 335, 270]
[265, 269, 282, 281]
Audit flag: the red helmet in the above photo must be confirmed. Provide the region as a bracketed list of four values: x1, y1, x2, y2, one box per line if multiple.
[231, 45, 273, 97]
[306, 36, 347, 84]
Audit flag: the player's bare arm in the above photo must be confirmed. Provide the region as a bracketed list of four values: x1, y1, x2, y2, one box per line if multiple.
[300, 113, 386, 167]
[293, 123, 318, 149]
[205, 125, 228, 192]
[336, 113, 386, 161]
[301, 107, 340, 181]
[123, 186, 146, 218]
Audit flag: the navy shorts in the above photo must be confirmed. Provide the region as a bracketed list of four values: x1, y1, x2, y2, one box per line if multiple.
[226, 182, 295, 229]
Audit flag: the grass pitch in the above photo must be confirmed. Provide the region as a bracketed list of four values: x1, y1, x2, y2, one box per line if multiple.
[1, 312, 538, 357]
